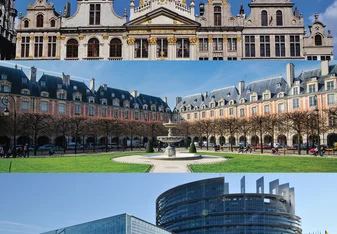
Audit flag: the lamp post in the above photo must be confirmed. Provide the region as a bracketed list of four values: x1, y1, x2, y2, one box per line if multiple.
[314, 95, 320, 156]
[1, 94, 17, 158]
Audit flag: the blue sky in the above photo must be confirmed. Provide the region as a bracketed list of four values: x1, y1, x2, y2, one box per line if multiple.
[15, 0, 337, 55]
[0, 60, 331, 108]
[0, 173, 336, 234]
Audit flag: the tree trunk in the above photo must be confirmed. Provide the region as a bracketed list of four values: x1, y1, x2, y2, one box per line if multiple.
[34, 135, 37, 156]
[297, 133, 301, 155]
[260, 131, 263, 154]
[75, 134, 77, 154]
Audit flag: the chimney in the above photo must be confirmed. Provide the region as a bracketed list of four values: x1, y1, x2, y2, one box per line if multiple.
[64, 2, 71, 18]
[286, 63, 295, 86]
[62, 73, 70, 86]
[238, 80, 245, 95]
[30, 66, 37, 83]
[163, 97, 167, 103]
[321, 61, 329, 77]
[90, 78, 95, 91]
[102, 84, 107, 91]
[176, 96, 182, 106]
[204, 91, 208, 99]
[131, 90, 138, 98]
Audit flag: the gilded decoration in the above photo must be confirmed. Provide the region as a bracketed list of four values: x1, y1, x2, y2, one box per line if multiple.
[140, 0, 144, 4]
[129, 30, 195, 35]
[103, 34, 109, 40]
[122, 34, 128, 40]
[127, 38, 136, 45]
[189, 37, 198, 44]
[148, 37, 157, 45]
[15, 56, 20, 59]
[208, 0, 212, 4]
[147, 19, 152, 24]
[223, 0, 227, 3]
[79, 34, 85, 40]
[61, 36, 66, 40]
[16, 36, 21, 40]
[129, 30, 149, 35]
[223, 36, 227, 41]
[173, 20, 178, 24]
[167, 37, 177, 44]
[43, 35, 48, 40]
[208, 35, 213, 42]
[56, 35, 61, 40]
[237, 36, 241, 42]
[28, 56, 33, 59]
[29, 35, 34, 40]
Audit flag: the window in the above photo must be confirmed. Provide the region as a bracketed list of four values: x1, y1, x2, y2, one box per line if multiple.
[41, 102, 48, 113]
[276, 10, 283, 26]
[114, 109, 119, 118]
[315, 35, 322, 46]
[252, 106, 257, 116]
[144, 112, 148, 120]
[309, 96, 317, 107]
[321, 56, 331, 61]
[111, 93, 115, 98]
[48, 36, 57, 57]
[75, 104, 81, 115]
[290, 35, 301, 57]
[24, 20, 29, 28]
[134, 112, 139, 120]
[308, 84, 316, 93]
[327, 81, 334, 91]
[110, 38, 122, 58]
[199, 38, 208, 51]
[152, 112, 156, 121]
[275, 35, 285, 57]
[228, 57, 237, 60]
[113, 99, 119, 106]
[199, 57, 209, 60]
[89, 4, 101, 25]
[328, 94, 335, 105]
[251, 95, 257, 102]
[202, 112, 206, 118]
[214, 6, 221, 26]
[260, 36, 270, 57]
[58, 93, 66, 100]
[156, 39, 168, 58]
[308, 56, 318, 61]
[34, 36, 43, 58]
[245, 36, 255, 57]
[220, 109, 224, 116]
[264, 105, 270, 114]
[210, 110, 214, 117]
[88, 97, 95, 103]
[20, 36, 30, 58]
[261, 11, 268, 26]
[22, 90, 29, 95]
[263, 93, 269, 100]
[240, 108, 245, 117]
[87, 38, 100, 57]
[22, 78, 27, 84]
[1, 74, 7, 80]
[59, 103, 65, 114]
[293, 87, 299, 95]
[36, 14, 43, 27]
[229, 108, 233, 116]
[50, 19, 55, 27]
[102, 108, 107, 117]
[135, 39, 148, 58]
[0, 85, 9, 92]
[101, 99, 107, 105]
[293, 98, 299, 109]
[213, 38, 223, 51]
[213, 57, 223, 60]
[89, 106, 95, 116]
[194, 113, 198, 119]
[41, 81, 46, 87]
[66, 39, 79, 58]
[227, 38, 237, 51]
[57, 84, 62, 89]
[21, 100, 29, 110]
[210, 103, 215, 108]
[177, 39, 190, 58]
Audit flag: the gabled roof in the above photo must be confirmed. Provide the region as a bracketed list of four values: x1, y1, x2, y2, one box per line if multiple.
[205, 86, 239, 106]
[0, 65, 31, 95]
[125, 7, 200, 27]
[176, 93, 204, 110]
[138, 93, 170, 111]
[96, 86, 135, 107]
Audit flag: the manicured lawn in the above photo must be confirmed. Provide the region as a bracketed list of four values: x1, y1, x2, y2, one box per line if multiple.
[0, 153, 150, 173]
[190, 152, 337, 172]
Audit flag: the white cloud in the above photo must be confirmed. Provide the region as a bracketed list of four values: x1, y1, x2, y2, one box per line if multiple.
[309, 0, 337, 55]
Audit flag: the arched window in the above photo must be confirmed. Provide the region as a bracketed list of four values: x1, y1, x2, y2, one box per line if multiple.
[66, 39, 79, 58]
[88, 38, 100, 57]
[36, 14, 43, 27]
[24, 20, 29, 28]
[214, 6, 221, 26]
[315, 34, 322, 46]
[276, 10, 283, 26]
[261, 10, 268, 26]
[50, 19, 55, 27]
[109, 38, 122, 58]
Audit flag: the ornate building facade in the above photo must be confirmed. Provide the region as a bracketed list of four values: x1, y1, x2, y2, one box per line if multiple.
[15, 0, 334, 61]
[0, 0, 17, 60]
[173, 61, 337, 147]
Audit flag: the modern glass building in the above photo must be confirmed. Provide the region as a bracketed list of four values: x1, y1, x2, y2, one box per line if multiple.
[41, 213, 172, 234]
[156, 177, 302, 234]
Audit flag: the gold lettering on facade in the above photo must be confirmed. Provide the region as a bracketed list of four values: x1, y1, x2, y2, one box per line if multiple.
[30, 36, 34, 40]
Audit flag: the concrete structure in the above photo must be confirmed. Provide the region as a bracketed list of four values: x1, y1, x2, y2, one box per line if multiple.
[173, 61, 337, 147]
[156, 177, 301, 234]
[0, 0, 17, 59]
[41, 213, 172, 234]
[15, 0, 334, 61]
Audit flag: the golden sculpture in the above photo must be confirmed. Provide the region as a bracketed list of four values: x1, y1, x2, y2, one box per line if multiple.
[43, 35, 48, 40]
[140, 0, 144, 4]
[208, 0, 212, 4]
[127, 38, 136, 45]
[237, 36, 241, 42]
[79, 34, 85, 40]
[122, 34, 128, 40]
[60, 36, 66, 40]
[103, 34, 109, 40]
[16, 36, 21, 40]
[148, 37, 157, 45]
[30, 35, 34, 40]
[167, 37, 177, 44]
[189, 37, 198, 44]
[56, 35, 61, 40]
[208, 35, 213, 42]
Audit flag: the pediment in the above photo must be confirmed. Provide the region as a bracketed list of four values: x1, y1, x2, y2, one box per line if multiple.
[125, 7, 200, 27]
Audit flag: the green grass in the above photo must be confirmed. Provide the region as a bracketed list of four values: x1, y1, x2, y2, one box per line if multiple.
[190, 152, 337, 172]
[0, 152, 150, 173]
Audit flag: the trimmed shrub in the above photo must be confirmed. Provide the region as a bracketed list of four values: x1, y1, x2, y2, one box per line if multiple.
[189, 142, 197, 153]
[146, 140, 154, 153]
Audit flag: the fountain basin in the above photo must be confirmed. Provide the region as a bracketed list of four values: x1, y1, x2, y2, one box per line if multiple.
[157, 136, 185, 143]
[142, 153, 202, 160]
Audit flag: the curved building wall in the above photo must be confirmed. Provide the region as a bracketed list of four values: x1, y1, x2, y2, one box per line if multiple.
[156, 177, 301, 234]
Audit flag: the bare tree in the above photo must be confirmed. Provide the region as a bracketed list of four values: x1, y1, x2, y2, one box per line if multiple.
[177, 121, 192, 147]
[220, 117, 238, 152]
[110, 118, 125, 150]
[69, 117, 87, 154]
[250, 115, 267, 154]
[264, 114, 282, 148]
[237, 118, 251, 147]
[53, 115, 70, 154]
[190, 121, 204, 149]
[198, 119, 215, 150]
[124, 120, 141, 151]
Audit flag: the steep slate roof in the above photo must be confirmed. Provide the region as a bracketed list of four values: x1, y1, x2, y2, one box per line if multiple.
[205, 86, 239, 106]
[175, 93, 204, 111]
[96, 86, 137, 108]
[138, 93, 170, 111]
[0, 65, 31, 95]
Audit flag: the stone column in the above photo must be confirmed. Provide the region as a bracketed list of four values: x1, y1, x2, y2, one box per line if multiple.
[223, 35, 227, 59]
[43, 35, 48, 58]
[167, 37, 177, 60]
[15, 35, 21, 59]
[122, 34, 129, 60]
[102, 34, 110, 59]
[189, 37, 198, 60]
[29, 35, 34, 59]
[148, 37, 157, 60]
[270, 35, 275, 57]
[208, 35, 213, 59]
[78, 34, 85, 60]
[237, 35, 243, 60]
[127, 37, 136, 60]
[255, 35, 260, 58]
[285, 35, 290, 58]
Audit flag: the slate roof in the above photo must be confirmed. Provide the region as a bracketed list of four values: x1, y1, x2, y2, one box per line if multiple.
[0, 65, 30, 95]
[138, 93, 170, 111]
[175, 93, 204, 111]
[205, 86, 239, 106]
[96, 86, 137, 108]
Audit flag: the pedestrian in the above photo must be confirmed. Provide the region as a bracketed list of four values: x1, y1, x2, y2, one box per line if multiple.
[24, 144, 29, 158]
[238, 145, 244, 153]
[320, 146, 325, 157]
[49, 147, 54, 156]
[0, 147, 4, 158]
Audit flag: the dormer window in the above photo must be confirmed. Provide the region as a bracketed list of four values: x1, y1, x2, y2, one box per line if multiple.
[308, 84, 316, 93]
[143, 105, 148, 110]
[124, 101, 130, 108]
[229, 100, 234, 105]
[219, 101, 224, 106]
[57, 84, 62, 89]
[278, 93, 284, 98]
[22, 78, 27, 83]
[22, 89, 29, 95]
[295, 80, 300, 85]
[240, 99, 245, 104]
[113, 99, 119, 107]
[41, 92, 49, 97]
[73, 86, 77, 91]
[134, 103, 139, 109]
[88, 97, 95, 103]
[74, 95, 81, 101]
[121, 95, 125, 99]
[293, 87, 299, 95]
[100, 91, 104, 96]
[227, 93, 231, 97]
[58, 93, 66, 100]
[247, 89, 251, 94]
[101, 99, 107, 105]
[327, 81, 334, 91]
[151, 105, 156, 111]
[111, 93, 115, 98]
[263, 93, 269, 100]
[250, 96, 257, 102]
[276, 83, 281, 88]
[210, 103, 215, 108]
[1, 74, 7, 80]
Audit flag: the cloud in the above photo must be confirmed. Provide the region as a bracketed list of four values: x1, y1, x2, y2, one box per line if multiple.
[0, 221, 47, 234]
[309, 0, 337, 55]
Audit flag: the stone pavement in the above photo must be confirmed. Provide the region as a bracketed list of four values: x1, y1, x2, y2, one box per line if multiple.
[113, 155, 227, 173]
